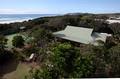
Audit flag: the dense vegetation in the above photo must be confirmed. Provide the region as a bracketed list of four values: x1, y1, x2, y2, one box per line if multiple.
[28, 43, 95, 79]
[0, 35, 14, 64]
[0, 13, 120, 78]
[12, 35, 25, 48]
[0, 13, 119, 35]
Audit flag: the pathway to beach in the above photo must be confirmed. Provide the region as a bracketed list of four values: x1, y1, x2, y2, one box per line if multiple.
[1, 60, 39, 79]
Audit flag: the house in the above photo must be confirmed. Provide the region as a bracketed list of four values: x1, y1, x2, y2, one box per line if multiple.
[106, 19, 120, 24]
[109, 17, 120, 20]
[107, 17, 120, 24]
[19, 26, 26, 30]
[53, 25, 111, 46]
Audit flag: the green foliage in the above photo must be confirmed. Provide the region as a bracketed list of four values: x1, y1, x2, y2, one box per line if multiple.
[63, 15, 81, 26]
[30, 28, 53, 47]
[1, 14, 120, 78]
[110, 23, 120, 35]
[90, 44, 120, 77]
[32, 18, 48, 25]
[12, 35, 24, 47]
[30, 67, 59, 79]
[51, 43, 76, 77]
[105, 36, 117, 49]
[23, 45, 38, 57]
[0, 35, 7, 49]
[79, 15, 95, 28]
[108, 45, 120, 77]
[0, 35, 14, 64]
[0, 14, 116, 35]
[30, 43, 94, 79]
[31, 28, 47, 40]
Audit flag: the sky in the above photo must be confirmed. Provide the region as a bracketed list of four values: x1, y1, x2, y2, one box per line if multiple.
[0, 0, 120, 14]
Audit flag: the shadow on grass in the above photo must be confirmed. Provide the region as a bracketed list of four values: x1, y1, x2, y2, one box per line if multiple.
[0, 59, 19, 79]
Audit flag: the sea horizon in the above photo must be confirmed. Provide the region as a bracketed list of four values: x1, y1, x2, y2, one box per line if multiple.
[0, 14, 58, 24]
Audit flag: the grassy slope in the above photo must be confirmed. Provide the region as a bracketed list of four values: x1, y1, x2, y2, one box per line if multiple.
[3, 63, 30, 79]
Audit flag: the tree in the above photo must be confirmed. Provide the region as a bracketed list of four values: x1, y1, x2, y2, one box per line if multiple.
[0, 35, 13, 64]
[109, 23, 120, 35]
[107, 45, 120, 77]
[29, 43, 94, 79]
[30, 28, 53, 47]
[0, 35, 7, 63]
[12, 35, 24, 47]
[105, 36, 117, 49]
[0, 35, 7, 50]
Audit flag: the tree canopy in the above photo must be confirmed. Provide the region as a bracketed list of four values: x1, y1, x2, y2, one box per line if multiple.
[29, 43, 94, 79]
[12, 35, 24, 48]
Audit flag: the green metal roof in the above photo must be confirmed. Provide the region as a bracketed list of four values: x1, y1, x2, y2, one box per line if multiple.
[53, 25, 111, 45]
[53, 25, 94, 44]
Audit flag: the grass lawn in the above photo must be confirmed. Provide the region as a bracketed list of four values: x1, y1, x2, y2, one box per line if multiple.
[2, 62, 39, 79]
[5, 33, 26, 48]
[3, 33, 36, 79]
[6, 33, 20, 48]
[5, 33, 33, 49]
[2, 62, 30, 79]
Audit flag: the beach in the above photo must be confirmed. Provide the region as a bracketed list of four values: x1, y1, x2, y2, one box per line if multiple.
[0, 19, 30, 24]
[0, 14, 56, 24]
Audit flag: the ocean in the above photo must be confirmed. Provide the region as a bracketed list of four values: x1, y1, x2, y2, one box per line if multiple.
[0, 14, 57, 24]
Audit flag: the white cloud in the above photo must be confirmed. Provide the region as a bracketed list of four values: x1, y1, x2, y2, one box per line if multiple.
[0, 8, 49, 14]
